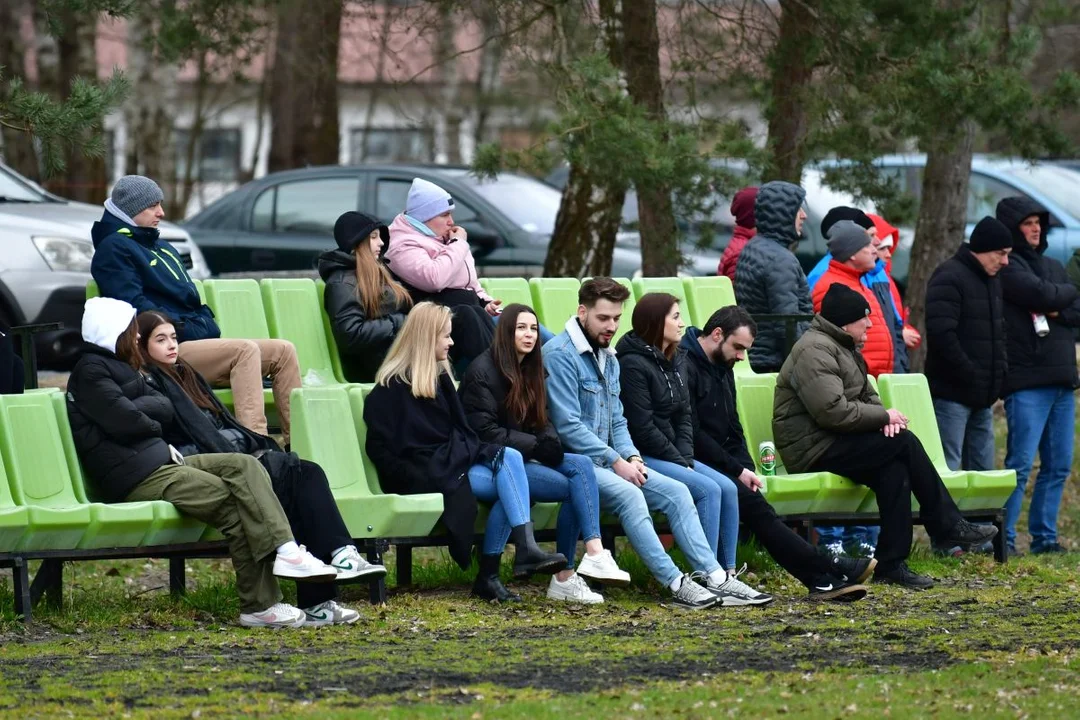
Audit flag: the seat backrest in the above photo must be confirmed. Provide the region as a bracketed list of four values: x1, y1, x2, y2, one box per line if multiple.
[50, 392, 92, 504]
[529, 277, 581, 330]
[289, 386, 372, 498]
[260, 279, 338, 386]
[631, 277, 688, 305]
[682, 276, 736, 328]
[0, 393, 81, 508]
[611, 278, 637, 344]
[733, 373, 792, 474]
[315, 279, 349, 384]
[350, 385, 387, 495]
[0, 441, 16, 511]
[481, 278, 533, 308]
[877, 373, 948, 469]
[203, 279, 271, 340]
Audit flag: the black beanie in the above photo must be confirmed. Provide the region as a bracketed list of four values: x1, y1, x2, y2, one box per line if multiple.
[968, 216, 1012, 253]
[821, 283, 871, 328]
[821, 206, 873, 238]
[334, 211, 389, 255]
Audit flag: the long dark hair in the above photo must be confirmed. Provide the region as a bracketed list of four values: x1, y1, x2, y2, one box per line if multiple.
[113, 319, 142, 371]
[491, 303, 547, 430]
[135, 311, 219, 413]
[632, 292, 680, 360]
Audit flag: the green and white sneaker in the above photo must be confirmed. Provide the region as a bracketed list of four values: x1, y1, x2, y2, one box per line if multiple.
[331, 546, 387, 581]
[303, 600, 361, 627]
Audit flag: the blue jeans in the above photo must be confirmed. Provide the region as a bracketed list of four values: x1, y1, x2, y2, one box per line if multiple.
[486, 453, 601, 562]
[643, 458, 739, 569]
[1004, 386, 1075, 550]
[492, 315, 555, 344]
[593, 465, 721, 588]
[468, 448, 533, 555]
[933, 398, 995, 471]
[817, 525, 880, 549]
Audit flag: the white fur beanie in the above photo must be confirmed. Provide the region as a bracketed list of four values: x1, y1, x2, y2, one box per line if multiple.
[405, 178, 455, 222]
[82, 297, 136, 354]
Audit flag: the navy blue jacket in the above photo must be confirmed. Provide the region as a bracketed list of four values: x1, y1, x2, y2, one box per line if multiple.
[90, 210, 218, 342]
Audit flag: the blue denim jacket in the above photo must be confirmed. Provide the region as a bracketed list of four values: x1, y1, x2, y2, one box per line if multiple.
[543, 318, 638, 468]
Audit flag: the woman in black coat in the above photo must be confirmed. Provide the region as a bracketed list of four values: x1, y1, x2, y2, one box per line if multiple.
[616, 293, 763, 601]
[363, 301, 566, 602]
[137, 310, 385, 626]
[67, 297, 338, 629]
[459, 304, 630, 604]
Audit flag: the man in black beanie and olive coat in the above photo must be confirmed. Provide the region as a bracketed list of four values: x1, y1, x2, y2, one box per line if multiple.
[773, 284, 998, 589]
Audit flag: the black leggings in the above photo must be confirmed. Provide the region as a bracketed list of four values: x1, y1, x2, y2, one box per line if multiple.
[736, 481, 834, 588]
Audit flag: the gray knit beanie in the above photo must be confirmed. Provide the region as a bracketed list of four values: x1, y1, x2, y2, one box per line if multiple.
[826, 220, 872, 263]
[111, 175, 165, 218]
[405, 178, 454, 222]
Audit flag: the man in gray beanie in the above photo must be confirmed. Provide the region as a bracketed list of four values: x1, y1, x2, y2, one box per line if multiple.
[90, 175, 302, 445]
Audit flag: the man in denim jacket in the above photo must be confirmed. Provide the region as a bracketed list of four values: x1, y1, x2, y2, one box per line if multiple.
[544, 278, 759, 610]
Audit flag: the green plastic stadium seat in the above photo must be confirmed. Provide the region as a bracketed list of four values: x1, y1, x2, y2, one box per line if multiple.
[290, 386, 443, 539]
[202, 279, 271, 340]
[261, 279, 343, 387]
[529, 277, 581, 330]
[50, 394, 205, 546]
[631, 277, 687, 304]
[611, 278, 637, 344]
[481, 278, 534, 308]
[682, 276, 736, 328]
[0, 452, 29, 552]
[315, 279, 349, 384]
[0, 394, 158, 550]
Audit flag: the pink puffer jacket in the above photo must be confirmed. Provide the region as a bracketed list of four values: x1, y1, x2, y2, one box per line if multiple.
[383, 214, 491, 302]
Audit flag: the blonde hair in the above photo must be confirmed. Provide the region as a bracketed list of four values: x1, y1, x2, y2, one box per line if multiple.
[374, 302, 454, 398]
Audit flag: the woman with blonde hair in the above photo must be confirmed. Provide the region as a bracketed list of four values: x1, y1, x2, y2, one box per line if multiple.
[364, 302, 567, 602]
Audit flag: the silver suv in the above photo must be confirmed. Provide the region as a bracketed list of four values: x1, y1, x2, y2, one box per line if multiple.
[0, 162, 209, 367]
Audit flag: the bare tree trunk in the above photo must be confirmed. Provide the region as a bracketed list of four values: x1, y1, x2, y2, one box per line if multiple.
[761, 0, 817, 183]
[268, 0, 343, 172]
[906, 122, 976, 371]
[543, 0, 628, 278]
[0, 0, 41, 179]
[175, 49, 208, 216]
[434, 1, 463, 163]
[622, 0, 678, 276]
[473, 1, 504, 148]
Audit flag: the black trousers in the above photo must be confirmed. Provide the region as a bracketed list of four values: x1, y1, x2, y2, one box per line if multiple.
[810, 430, 963, 572]
[264, 456, 353, 608]
[0, 329, 24, 395]
[737, 481, 833, 588]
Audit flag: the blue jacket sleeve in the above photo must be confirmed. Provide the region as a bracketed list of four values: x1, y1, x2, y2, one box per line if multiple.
[544, 348, 623, 467]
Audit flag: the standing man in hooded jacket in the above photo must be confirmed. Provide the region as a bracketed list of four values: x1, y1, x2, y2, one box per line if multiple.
[996, 196, 1080, 555]
[733, 181, 811, 372]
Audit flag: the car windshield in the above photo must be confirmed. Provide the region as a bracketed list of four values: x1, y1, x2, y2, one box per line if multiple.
[0, 164, 46, 202]
[449, 171, 563, 234]
[1002, 164, 1080, 220]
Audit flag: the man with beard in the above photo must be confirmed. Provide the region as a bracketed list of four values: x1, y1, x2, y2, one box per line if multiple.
[680, 305, 872, 601]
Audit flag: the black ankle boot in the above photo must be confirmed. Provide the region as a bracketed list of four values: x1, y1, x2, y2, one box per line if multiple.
[471, 554, 520, 602]
[510, 522, 568, 578]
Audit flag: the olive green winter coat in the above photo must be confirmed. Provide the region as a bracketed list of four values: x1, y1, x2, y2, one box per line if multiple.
[772, 315, 891, 473]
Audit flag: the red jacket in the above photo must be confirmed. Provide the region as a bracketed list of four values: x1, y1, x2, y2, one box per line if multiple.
[718, 186, 758, 279]
[811, 260, 895, 377]
[869, 213, 906, 323]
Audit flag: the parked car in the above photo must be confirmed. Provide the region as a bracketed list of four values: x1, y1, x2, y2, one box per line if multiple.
[0, 162, 209, 369]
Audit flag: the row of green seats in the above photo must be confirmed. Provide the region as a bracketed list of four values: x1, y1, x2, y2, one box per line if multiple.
[0, 392, 205, 553]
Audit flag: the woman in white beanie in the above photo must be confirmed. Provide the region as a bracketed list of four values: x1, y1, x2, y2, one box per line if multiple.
[66, 297, 341, 628]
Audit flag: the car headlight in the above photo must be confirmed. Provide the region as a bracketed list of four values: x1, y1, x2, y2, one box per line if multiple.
[32, 236, 94, 273]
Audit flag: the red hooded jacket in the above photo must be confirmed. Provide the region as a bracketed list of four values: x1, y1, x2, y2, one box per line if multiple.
[868, 213, 910, 330]
[718, 186, 758, 279]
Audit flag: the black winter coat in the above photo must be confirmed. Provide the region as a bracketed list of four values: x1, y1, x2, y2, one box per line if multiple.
[318, 249, 409, 383]
[924, 244, 1008, 408]
[66, 345, 174, 502]
[364, 373, 500, 568]
[679, 328, 755, 479]
[458, 349, 564, 466]
[997, 197, 1080, 393]
[615, 332, 694, 466]
[734, 181, 813, 372]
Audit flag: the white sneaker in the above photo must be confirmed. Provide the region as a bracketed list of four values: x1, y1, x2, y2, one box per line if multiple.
[575, 549, 631, 586]
[239, 602, 306, 628]
[303, 600, 361, 626]
[547, 573, 604, 604]
[330, 546, 387, 581]
[671, 573, 719, 610]
[272, 545, 338, 582]
[707, 564, 775, 607]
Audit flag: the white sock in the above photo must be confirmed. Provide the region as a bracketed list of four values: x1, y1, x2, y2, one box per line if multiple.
[276, 541, 300, 556]
[669, 577, 683, 592]
[708, 569, 727, 586]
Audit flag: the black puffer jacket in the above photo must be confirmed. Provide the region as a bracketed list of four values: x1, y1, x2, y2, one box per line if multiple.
[996, 197, 1080, 393]
[924, 243, 1008, 408]
[615, 331, 693, 466]
[459, 349, 564, 466]
[734, 181, 813, 372]
[66, 345, 174, 502]
[318, 249, 409, 383]
[679, 328, 755, 479]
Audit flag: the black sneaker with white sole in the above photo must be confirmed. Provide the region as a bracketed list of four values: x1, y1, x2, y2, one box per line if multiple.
[874, 562, 935, 590]
[807, 575, 868, 602]
[829, 556, 877, 584]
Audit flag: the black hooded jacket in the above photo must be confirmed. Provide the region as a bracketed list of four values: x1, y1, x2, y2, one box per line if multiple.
[996, 197, 1080, 393]
[924, 244, 1008, 408]
[678, 328, 755, 479]
[66, 345, 174, 502]
[318, 248, 410, 383]
[615, 331, 694, 466]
